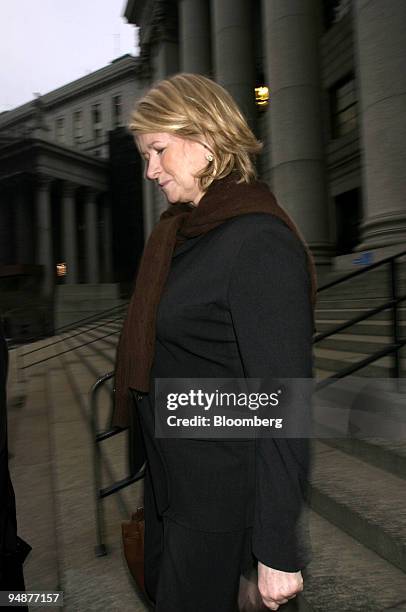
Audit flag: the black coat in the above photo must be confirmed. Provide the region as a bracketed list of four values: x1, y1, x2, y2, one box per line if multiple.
[0, 322, 29, 597]
[136, 213, 313, 572]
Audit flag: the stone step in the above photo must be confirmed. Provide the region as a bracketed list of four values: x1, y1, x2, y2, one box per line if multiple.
[317, 332, 397, 353]
[314, 368, 333, 380]
[316, 318, 406, 336]
[321, 437, 406, 481]
[316, 290, 405, 310]
[313, 376, 406, 437]
[7, 367, 61, 594]
[20, 317, 122, 368]
[315, 307, 406, 321]
[76, 323, 121, 349]
[309, 441, 406, 572]
[302, 510, 406, 611]
[319, 290, 399, 301]
[314, 347, 406, 376]
[62, 332, 116, 373]
[54, 283, 127, 328]
[45, 342, 147, 611]
[55, 283, 124, 298]
[318, 271, 406, 292]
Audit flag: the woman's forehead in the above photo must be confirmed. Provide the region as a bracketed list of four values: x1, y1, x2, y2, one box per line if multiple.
[136, 132, 170, 148]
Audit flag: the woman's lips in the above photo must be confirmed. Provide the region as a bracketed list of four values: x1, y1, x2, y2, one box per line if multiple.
[159, 180, 172, 189]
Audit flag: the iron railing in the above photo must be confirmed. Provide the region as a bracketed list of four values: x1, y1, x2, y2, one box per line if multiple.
[89, 248, 406, 554]
[314, 248, 406, 390]
[90, 372, 145, 556]
[10, 247, 402, 554]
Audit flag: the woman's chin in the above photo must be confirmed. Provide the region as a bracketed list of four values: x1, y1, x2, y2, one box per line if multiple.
[165, 192, 181, 204]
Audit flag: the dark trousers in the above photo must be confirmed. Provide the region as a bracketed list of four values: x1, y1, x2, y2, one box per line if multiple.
[147, 518, 251, 612]
[144, 475, 252, 612]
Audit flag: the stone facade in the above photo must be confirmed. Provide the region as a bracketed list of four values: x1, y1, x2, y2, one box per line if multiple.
[124, 0, 406, 268]
[0, 55, 141, 158]
[0, 55, 144, 303]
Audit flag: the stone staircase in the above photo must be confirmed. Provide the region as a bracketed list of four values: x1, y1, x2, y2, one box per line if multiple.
[302, 265, 406, 610]
[6, 276, 406, 611]
[314, 263, 406, 379]
[7, 312, 150, 612]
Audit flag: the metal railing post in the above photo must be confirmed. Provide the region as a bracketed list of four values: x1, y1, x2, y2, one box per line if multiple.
[90, 372, 113, 557]
[90, 371, 145, 557]
[314, 249, 406, 388]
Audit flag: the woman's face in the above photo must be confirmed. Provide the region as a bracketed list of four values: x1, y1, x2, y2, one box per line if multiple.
[136, 132, 209, 206]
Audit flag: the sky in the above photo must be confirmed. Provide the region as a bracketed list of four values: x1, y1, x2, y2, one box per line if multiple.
[0, 0, 139, 112]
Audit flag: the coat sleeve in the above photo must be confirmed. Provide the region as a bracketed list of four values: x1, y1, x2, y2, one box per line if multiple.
[227, 215, 313, 572]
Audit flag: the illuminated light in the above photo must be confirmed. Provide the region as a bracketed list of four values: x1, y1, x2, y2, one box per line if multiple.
[255, 86, 270, 108]
[56, 262, 67, 277]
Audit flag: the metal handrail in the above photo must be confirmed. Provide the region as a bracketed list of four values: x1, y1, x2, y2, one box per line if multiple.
[90, 372, 145, 556]
[53, 302, 128, 335]
[4, 300, 129, 351]
[315, 339, 406, 391]
[316, 248, 406, 293]
[314, 294, 406, 344]
[22, 327, 121, 370]
[315, 249, 406, 385]
[22, 314, 123, 358]
[87, 248, 406, 556]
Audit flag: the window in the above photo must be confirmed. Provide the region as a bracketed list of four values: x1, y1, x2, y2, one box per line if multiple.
[94, 126, 103, 141]
[92, 103, 102, 124]
[112, 94, 122, 127]
[335, 188, 362, 255]
[330, 76, 357, 138]
[92, 103, 103, 141]
[55, 117, 65, 143]
[73, 110, 83, 143]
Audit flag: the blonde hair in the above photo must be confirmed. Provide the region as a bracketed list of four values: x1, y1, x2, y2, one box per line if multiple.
[129, 73, 262, 190]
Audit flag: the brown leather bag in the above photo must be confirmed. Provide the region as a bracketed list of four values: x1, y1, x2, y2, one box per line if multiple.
[121, 507, 145, 593]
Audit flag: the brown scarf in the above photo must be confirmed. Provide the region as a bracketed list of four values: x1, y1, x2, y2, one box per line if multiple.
[113, 174, 317, 427]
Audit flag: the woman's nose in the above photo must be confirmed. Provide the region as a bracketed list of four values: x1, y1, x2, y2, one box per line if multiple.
[146, 156, 160, 180]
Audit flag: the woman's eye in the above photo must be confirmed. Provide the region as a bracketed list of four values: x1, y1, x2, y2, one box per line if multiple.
[156, 148, 165, 156]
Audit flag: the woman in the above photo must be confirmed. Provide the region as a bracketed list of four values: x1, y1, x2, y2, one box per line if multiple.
[114, 73, 316, 611]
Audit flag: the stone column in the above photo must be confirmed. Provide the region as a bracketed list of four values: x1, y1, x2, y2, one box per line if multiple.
[0, 190, 12, 264]
[354, 0, 406, 249]
[15, 185, 31, 264]
[179, 0, 211, 74]
[36, 177, 54, 294]
[262, 0, 331, 264]
[149, 4, 179, 226]
[211, 0, 256, 128]
[151, 1, 179, 82]
[102, 195, 113, 283]
[154, 42, 179, 80]
[85, 189, 100, 283]
[62, 182, 78, 284]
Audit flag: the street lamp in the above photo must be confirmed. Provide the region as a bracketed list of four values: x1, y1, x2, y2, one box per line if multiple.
[255, 86, 269, 108]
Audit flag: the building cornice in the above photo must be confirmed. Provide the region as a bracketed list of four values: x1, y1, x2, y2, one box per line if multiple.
[124, 0, 147, 24]
[124, 0, 178, 77]
[0, 55, 141, 129]
[0, 137, 108, 171]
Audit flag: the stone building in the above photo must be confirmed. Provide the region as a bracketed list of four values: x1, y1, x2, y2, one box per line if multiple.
[0, 54, 145, 330]
[124, 0, 406, 271]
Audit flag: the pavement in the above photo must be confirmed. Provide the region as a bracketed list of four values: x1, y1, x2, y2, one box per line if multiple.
[6, 333, 148, 612]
